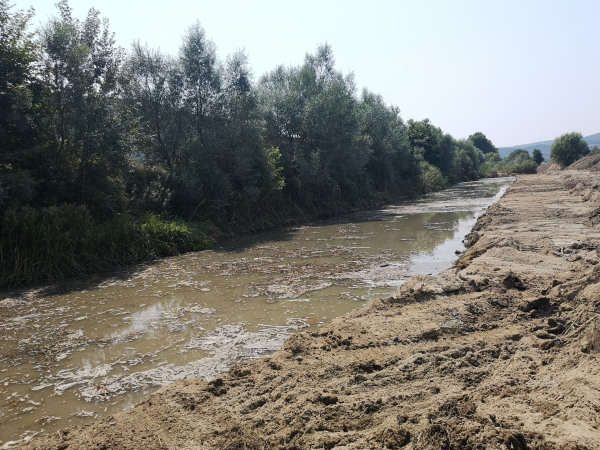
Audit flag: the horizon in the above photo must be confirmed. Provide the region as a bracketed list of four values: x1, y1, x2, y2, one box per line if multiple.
[499, 131, 600, 149]
[12, 0, 600, 148]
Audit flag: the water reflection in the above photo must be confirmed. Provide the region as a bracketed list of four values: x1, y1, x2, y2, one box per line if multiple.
[0, 178, 513, 445]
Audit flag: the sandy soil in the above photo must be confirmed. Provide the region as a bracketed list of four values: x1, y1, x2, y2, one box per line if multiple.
[17, 170, 600, 449]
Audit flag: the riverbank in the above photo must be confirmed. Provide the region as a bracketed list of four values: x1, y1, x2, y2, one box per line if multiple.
[0, 190, 422, 290]
[18, 170, 600, 449]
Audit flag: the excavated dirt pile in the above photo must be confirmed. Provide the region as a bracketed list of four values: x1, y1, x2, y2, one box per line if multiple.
[21, 171, 600, 449]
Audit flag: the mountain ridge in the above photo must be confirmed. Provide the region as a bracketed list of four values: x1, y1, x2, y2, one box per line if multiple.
[498, 132, 600, 160]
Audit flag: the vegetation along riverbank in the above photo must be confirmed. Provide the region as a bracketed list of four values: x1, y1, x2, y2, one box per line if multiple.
[15, 166, 600, 449]
[0, 1, 547, 288]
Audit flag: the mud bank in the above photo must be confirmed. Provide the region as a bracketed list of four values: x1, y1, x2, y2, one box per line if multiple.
[17, 171, 600, 449]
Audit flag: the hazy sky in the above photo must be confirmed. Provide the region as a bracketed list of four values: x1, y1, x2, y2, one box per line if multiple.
[13, 0, 600, 147]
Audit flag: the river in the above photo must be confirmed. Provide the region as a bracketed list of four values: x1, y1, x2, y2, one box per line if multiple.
[0, 177, 513, 446]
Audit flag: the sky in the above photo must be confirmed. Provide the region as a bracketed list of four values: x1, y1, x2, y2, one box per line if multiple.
[12, 0, 600, 148]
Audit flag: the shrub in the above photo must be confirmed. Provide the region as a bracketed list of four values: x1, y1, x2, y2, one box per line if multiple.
[418, 161, 447, 192]
[479, 149, 538, 176]
[0, 204, 212, 287]
[550, 132, 590, 167]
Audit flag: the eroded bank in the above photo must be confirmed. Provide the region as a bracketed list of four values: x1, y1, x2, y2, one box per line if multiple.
[0, 179, 512, 445]
[17, 170, 600, 450]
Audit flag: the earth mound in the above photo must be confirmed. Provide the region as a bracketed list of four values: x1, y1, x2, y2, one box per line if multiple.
[19, 170, 600, 449]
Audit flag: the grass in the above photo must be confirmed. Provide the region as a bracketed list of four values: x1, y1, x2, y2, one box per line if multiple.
[0, 204, 212, 288]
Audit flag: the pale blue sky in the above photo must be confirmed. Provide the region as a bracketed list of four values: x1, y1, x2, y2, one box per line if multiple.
[13, 0, 600, 147]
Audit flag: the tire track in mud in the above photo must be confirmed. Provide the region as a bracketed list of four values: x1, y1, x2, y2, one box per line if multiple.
[17, 170, 600, 450]
[1, 179, 515, 447]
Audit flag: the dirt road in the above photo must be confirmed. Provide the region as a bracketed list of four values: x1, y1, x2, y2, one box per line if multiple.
[19, 170, 600, 449]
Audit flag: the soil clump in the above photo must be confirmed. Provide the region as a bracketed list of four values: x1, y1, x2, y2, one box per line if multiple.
[18, 170, 600, 449]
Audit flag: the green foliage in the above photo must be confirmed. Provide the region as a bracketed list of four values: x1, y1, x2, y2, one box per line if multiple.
[505, 149, 530, 162]
[259, 44, 370, 206]
[39, 1, 127, 217]
[418, 161, 447, 192]
[532, 149, 544, 164]
[480, 148, 538, 176]
[407, 119, 453, 173]
[486, 152, 502, 163]
[0, 0, 38, 153]
[550, 132, 590, 167]
[0, 1, 501, 286]
[263, 147, 285, 192]
[591, 145, 600, 155]
[357, 89, 412, 190]
[467, 132, 497, 154]
[451, 140, 485, 182]
[0, 204, 211, 287]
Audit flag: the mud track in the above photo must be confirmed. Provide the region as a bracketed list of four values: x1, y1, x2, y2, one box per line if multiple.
[19, 171, 600, 449]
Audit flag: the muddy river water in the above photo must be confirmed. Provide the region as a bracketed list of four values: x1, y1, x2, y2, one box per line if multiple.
[0, 178, 513, 446]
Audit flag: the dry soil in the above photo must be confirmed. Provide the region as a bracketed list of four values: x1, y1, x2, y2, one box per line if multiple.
[18, 170, 600, 450]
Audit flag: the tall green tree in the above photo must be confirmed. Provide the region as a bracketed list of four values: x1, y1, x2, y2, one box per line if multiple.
[0, 0, 37, 153]
[121, 42, 185, 170]
[259, 45, 369, 205]
[180, 21, 220, 145]
[550, 132, 590, 167]
[452, 139, 485, 181]
[39, 1, 126, 216]
[467, 131, 497, 154]
[532, 149, 544, 164]
[0, 0, 39, 212]
[218, 49, 266, 209]
[406, 119, 454, 174]
[357, 89, 412, 190]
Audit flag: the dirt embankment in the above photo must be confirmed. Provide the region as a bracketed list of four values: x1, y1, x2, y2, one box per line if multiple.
[20, 171, 600, 450]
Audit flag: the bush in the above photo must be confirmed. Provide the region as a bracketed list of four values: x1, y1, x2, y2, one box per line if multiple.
[418, 161, 447, 192]
[467, 132, 498, 154]
[479, 149, 537, 176]
[550, 132, 590, 167]
[450, 140, 485, 182]
[0, 204, 212, 288]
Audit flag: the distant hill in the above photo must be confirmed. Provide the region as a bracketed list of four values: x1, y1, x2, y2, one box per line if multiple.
[498, 132, 600, 161]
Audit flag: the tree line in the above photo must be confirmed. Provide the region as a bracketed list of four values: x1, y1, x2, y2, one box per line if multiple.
[0, 1, 505, 286]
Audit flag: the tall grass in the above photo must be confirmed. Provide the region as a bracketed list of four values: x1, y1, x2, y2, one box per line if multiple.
[0, 205, 212, 288]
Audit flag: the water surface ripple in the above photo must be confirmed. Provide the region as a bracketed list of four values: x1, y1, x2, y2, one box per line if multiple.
[0, 177, 513, 445]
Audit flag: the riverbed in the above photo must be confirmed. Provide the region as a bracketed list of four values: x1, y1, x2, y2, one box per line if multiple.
[0, 178, 512, 446]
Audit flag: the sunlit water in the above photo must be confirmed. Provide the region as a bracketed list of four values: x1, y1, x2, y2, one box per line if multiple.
[0, 178, 513, 446]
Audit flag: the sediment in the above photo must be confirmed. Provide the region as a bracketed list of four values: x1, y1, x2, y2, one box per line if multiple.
[20, 170, 600, 449]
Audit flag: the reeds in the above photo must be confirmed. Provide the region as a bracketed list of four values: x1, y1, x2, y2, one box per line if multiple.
[0, 205, 212, 288]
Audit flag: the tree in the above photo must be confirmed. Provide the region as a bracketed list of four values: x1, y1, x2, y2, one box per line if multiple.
[468, 132, 497, 154]
[452, 140, 485, 181]
[121, 42, 185, 170]
[357, 89, 412, 190]
[506, 149, 530, 162]
[39, 1, 126, 216]
[0, 0, 38, 212]
[505, 149, 537, 174]
[258, 44, 369, 205]
[0, 0, 38, 152]
[532, 149, 544, 164]
[179, 21, 220, 145]
[407, 119, 453, 173]
[550, 132, 590, 167]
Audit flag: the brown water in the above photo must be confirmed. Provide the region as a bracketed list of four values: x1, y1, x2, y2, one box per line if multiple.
[0, 178, 513, 446]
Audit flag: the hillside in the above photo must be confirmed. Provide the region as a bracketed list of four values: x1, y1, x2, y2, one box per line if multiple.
[499, 132, 600, 160]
